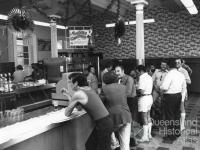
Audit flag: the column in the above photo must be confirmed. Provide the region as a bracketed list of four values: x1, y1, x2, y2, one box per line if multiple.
[50, 19, 58, 57]
[127, 0, 148, 65]
[31, 33, 38, 63]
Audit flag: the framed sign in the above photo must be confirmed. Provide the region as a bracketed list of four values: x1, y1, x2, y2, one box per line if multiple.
[69, 29, 92, 46]
[38, 39, 51, 51]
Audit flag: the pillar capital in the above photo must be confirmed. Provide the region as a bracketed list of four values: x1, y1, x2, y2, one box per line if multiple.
[49, 14, 61, 23]
[126, 0, 148, 6]
[50, 19, 56, 24]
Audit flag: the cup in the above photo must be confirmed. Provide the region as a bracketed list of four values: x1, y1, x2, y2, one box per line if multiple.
[0, 111, 4, 121]
[52, 100, 59, 111]
[4, 110, 11, 124]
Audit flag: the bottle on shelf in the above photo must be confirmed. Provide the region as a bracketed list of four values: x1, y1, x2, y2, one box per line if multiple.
[3, 73, 9, 92]
[8, 73, 13, 92]
[0, 74, 4, 93]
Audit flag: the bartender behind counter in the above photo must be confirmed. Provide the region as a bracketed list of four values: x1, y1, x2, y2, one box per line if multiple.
[13, 65, 25, 83]
[25, 63, 44, 82]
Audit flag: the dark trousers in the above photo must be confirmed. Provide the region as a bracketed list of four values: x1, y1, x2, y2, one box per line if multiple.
[163, 93, 181, 137]
[86, 115, 113, 150]
[127, 97, 139, 122]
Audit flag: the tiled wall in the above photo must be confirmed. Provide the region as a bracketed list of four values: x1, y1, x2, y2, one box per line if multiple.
[84, 4, 200, 59]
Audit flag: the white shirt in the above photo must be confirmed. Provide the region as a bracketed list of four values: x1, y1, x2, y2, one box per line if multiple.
[178, 67, 191, 84]
[138, 72, 153, 95]
[101, 68, 108, 86]
[13, 70, 25, 83]
[160, 69, 186, 101]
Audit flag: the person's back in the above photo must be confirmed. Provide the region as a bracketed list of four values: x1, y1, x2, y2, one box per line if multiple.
[13, 70, 25, 83]
[103, 83, 129, 109]
[82, 89, 109, 120]
[13, 65, 25, 83]
[102, 71, 132, 150]
[161, 69, 186, 94]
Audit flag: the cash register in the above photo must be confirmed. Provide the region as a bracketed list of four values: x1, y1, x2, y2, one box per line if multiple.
[51, 72, 81, 107]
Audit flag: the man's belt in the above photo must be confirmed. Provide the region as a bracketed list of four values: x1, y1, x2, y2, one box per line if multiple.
[141, 94, 151, 96]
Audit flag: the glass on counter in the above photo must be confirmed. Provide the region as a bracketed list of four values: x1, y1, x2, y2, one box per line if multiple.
[0, 108, 24, 127]
[13, 79, 47, 89]
[52, 100, 59, 111]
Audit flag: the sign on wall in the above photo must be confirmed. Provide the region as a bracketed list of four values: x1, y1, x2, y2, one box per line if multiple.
[38, 39, 51, 51]
[69, 29, 92, 46]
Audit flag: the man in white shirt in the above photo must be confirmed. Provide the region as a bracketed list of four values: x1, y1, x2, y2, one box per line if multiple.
[175, 58, 191, 131]
[160, 64, 186, 141]
[136, 65, 153, 142]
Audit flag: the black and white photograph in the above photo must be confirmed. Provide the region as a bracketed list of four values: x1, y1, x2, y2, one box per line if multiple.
[0, 0, 200, 150]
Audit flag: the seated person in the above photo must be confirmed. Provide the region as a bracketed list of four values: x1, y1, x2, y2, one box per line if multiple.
[13, 65, 25, 83]
[25, 63, 44, 81]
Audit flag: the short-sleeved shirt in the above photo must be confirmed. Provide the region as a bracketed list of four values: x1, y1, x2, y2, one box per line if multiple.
[178, 67, 191, 84]
[152, 69, 168, 89]
[13, 70, 25, 83]
[87, 73, 98, 92]
[138, 72, 153, 95]
[160, 69, 186, 94]
[182, 64, 192, 76]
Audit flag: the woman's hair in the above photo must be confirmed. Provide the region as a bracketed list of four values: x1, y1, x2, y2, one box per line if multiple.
[70, 73, 88, 87]
[16, 65, 23, 70]
[103, 71, 118, 84]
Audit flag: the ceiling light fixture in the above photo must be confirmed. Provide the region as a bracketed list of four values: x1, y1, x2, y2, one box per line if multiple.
[106, 19, 155, 28]
[180, 0, 198, 15]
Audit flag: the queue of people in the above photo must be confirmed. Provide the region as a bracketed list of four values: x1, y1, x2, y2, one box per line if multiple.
[61, 58, 192, 150]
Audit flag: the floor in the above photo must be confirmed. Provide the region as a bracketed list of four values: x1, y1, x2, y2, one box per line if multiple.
[130, 93, 200, 150]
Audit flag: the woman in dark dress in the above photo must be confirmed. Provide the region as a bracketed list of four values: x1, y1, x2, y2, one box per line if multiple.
[102, 71, 132, 150]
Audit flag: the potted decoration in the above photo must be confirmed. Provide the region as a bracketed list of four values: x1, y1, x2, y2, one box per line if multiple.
[114, 16, 125, 45]
[7, 7, 34, 33]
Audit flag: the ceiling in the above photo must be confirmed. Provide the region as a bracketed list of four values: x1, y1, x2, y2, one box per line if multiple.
[0, 0, 198, 25]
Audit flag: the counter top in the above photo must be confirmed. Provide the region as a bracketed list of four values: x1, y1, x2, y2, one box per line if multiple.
[0, 108, 86, 150]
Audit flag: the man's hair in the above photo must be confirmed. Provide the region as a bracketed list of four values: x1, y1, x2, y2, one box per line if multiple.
[103, 71, 118, 84]
[160, 59, 168, 64]
[104, 61, 113, 69]
[115, 64, 124, 70]
[87, 65, 94, 72]
[16, 65, 23, 70]
[137, 65, 146, 72]
[71, 73, 88, 87]
[176, 58, 183, 63]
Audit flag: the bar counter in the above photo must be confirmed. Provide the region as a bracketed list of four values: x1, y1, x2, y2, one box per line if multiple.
[0, 83, 56, 111]
[0, 108, 95, 150]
